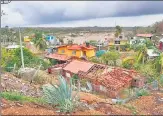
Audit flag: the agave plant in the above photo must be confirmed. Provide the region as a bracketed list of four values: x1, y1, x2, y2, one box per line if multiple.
[42, 76, 78, 113]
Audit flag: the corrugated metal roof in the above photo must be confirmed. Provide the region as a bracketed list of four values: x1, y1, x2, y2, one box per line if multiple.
[63, 60, 94, 74]
[136, 34, 153, 38]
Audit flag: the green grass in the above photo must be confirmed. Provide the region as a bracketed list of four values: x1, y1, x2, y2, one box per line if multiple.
[0, 92, 46, 104]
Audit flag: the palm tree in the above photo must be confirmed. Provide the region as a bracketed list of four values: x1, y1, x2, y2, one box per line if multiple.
[32, 31, 47, 50]
[154, 53, 163, 74]
[136, 45, 147, 64]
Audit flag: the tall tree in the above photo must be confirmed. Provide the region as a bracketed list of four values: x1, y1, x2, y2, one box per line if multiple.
[115, 25, 122, 37]
[32, 31, 47, 51]
[136, 45, 147, 64]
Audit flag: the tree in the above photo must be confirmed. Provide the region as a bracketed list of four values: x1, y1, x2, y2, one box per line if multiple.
[68, 39, 74, 45]
[152, 20, 163, 34]
[32, 31, 47, 51]
[154, 53, 163, 74]
[145, 39, 153, 48]
[101, 51, 120, 66]
[136, 45, 147, 64]
[115, 25, 122, 37]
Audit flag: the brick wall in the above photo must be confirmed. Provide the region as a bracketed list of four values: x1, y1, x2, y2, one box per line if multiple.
[91, 83, 123, 98]
[131, 78, 145, 88]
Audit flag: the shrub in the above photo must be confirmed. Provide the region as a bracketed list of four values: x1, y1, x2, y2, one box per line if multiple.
[109, 45, 115, 51]
[89, 57, 101, 64]
[3, 47, 50, 71]
[122, 61, 133, 69]
[101, 50, 120, 66]
[136, 88, 150, 97]
[50, 59, 57, 65]
[42, 76, 78, 113]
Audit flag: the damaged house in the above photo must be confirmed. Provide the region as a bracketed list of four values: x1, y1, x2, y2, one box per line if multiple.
[53, 60, 146, 98]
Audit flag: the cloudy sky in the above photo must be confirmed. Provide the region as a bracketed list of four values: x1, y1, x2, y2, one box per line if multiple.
[1, 1, 163, 27]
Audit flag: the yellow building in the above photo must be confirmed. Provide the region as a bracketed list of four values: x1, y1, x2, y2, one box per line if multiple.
[108, 38, 128, 51]
[57, 44, 96, 58]
[24, 36, 32, 42]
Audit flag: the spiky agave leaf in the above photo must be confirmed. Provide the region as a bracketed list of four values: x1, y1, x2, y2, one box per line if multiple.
[42, 75, 78, 112]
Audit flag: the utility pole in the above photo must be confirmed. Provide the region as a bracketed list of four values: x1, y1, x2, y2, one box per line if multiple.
[19, 27, 24, 68]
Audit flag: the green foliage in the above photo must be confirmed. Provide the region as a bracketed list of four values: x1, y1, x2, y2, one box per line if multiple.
[1, 48, 14, 68]
[159, 75, 163, 87]
[32, 31, 47, 50]
[101, 51, 120, 65]
[89, 57, 101, 64]
[123, 43, 131, 51]
[135, 88, 150, 97]
[50, 59, 58, 65]
[138, 63, 158, 78]
[0, 92, 45, 104]
[122, 61, 132, 69]
[3, 48, 50, 71]
[109, 45, 116, 51]
[72, 74, 79, 85]
[146, 40, 153, 48]
[42, 76, 78, 113]
[115, 25, 122, 37]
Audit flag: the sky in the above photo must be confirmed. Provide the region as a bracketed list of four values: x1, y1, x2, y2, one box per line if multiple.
[1, 1, 163, 27]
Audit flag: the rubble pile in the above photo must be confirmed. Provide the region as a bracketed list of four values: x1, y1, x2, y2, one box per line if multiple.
[1, 73, 43, 97]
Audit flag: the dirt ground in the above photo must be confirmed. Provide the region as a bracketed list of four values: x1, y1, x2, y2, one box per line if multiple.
[125, 91, 163, 115]
[2, 91, 163, 115]
[63, 32, 114, 44]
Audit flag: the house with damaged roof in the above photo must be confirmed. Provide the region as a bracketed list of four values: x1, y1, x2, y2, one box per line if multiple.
[55, 60, 146, 98]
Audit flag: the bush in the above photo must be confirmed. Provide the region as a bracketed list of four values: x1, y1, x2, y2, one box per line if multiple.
[3, 47, 50, 71]
[42, 76, 78, 113]
[136, 88, 150, 97]
[89, 57, 101, 64]
[50, 59, 57, 65]
[122, 61, 132, 69]
[109, 45, 115, 51]
[101, 50, 120, 66]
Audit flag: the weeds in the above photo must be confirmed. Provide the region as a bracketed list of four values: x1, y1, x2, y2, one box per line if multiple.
[0, 92, 45, 104]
